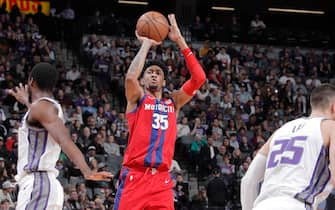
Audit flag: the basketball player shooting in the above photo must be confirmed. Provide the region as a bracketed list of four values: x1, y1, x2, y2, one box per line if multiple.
[113, 14, 206, 210]
[241, 84, 335, 210]
[8, 63, 112, 210]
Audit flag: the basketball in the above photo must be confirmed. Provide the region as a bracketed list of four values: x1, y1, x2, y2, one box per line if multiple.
[136, 11, 169, 42]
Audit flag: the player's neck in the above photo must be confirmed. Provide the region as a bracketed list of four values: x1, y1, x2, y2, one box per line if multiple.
[310, 110, 331, 119]
[31, 91, 53, 102]
[145, 90, 162, 99]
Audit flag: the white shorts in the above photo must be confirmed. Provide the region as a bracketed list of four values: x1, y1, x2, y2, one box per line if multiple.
[16, 172, 64, 210]
[253, 196, 312, 210]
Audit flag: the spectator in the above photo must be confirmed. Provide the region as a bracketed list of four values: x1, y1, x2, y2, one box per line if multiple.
[190, 134, 207, 173]
[0, 181, 15, 208]
[115, 130, 128, 155]
[66, 64, 81, 81]
[216, 47, 231, 70]
[66, 190, 82, 210]
[0, 198, 14, 210]
[190, 186, 208, 210]
[191, 118, 206, 137]
[249, 14, 266, 39]
[103, 191, 116, 210]
[239, 136, 254, 157]
[169, 159, 183, 175]
[103, 135, 120, 156]
[229, 133, 239, 150]
[220, 154, 235, 176]
[174, 173, 189, 210]
[71, 132, 85, 152]
[177, 117, 191, 139]
[206, 168, 228, 208]
[199, 136, 219, 179]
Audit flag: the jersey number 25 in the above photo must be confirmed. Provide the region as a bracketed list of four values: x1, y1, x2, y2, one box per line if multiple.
[267, 136, 307, 168]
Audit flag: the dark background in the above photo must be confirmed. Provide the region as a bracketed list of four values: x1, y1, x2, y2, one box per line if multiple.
[50, 0, 334, 30]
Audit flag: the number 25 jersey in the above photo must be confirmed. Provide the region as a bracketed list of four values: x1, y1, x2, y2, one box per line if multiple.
[255, 117, 332, 207]
[124, 94, 177, 171]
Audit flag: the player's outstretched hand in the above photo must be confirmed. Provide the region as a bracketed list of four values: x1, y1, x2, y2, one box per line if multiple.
[135, 30, 162, 46]
[7, 83, 30, 107]
[167, 14, 183, 43]
[84, 171, 113, 182]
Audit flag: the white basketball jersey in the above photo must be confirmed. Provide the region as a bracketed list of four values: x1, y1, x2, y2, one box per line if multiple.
[15, 97, 64, 182]
[255, 117, 332, 208]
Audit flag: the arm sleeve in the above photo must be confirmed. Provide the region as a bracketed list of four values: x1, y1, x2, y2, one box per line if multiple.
[181, 48, 206, 96]
[241, 154, 267, 210]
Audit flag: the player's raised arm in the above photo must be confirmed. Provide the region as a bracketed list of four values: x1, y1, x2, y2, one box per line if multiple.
[125, 32, 161, 109]
[29, 100, 112, 181]
[167, 14, 206, 110]
[241, 135, 272, 210]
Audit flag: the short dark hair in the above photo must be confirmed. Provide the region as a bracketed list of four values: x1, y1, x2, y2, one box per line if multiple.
[30, 62, 58, 92]
[310, 83, 335, 110]
[212, 168, 221, 175]
[141, 60, 168, 79]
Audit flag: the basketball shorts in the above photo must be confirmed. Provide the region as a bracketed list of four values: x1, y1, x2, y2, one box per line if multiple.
[114, 166, 174, 210]
[253, 196, 312, 210]
[16, 172, 64, 210]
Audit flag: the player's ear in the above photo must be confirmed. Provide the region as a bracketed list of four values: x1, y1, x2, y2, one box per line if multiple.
[331, 102, 335, 114]
[28, 77, 35, 87]
[162, 79, 166, 87]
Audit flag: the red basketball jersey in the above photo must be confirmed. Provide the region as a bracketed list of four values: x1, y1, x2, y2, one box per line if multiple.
[124, 94, 177, 171]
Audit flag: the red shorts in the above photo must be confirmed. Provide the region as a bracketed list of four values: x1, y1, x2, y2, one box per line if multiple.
[114, 166, 174, 210]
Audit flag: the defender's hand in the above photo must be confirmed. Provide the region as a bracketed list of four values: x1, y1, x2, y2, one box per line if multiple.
[84, 171, 113, 182]
[8, 83, 30, 107]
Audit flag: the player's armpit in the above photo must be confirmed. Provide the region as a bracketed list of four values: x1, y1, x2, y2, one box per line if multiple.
[257, 130, 276, 156]
[171, 90, 193, 110]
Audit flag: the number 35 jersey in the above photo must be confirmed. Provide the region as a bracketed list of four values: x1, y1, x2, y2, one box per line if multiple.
[255, 117, 332, 207]
[124, 94, 177, 171]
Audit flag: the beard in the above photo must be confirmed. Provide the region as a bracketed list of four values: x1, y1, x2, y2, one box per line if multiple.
[148, 85, 159, 92]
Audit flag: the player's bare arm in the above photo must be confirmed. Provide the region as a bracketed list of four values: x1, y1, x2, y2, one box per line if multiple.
[29, 100, 112, 181]
[168, 14, 206, 111]
[241, 134, 274, 210]
[125, 32, 161, 112]
[321, 120, 335, 188]
[330, 131, 335, 188]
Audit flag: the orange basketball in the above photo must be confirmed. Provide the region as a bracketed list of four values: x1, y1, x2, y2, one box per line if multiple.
[136, 11, 169, 42]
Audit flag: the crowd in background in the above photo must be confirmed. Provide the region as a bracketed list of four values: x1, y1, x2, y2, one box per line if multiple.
[0, 2, 334, 210]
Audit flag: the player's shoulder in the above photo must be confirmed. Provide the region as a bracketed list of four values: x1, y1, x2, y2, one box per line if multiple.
[321, 119, 335, 130]
[30, 99, 58, 115]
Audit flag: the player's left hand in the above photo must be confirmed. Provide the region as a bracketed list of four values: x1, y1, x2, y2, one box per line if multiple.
[167, 14, 183, 42]
[85, 171, 113, 182]
[7, 83, 30, 107]
[135, 30, 162, 46]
